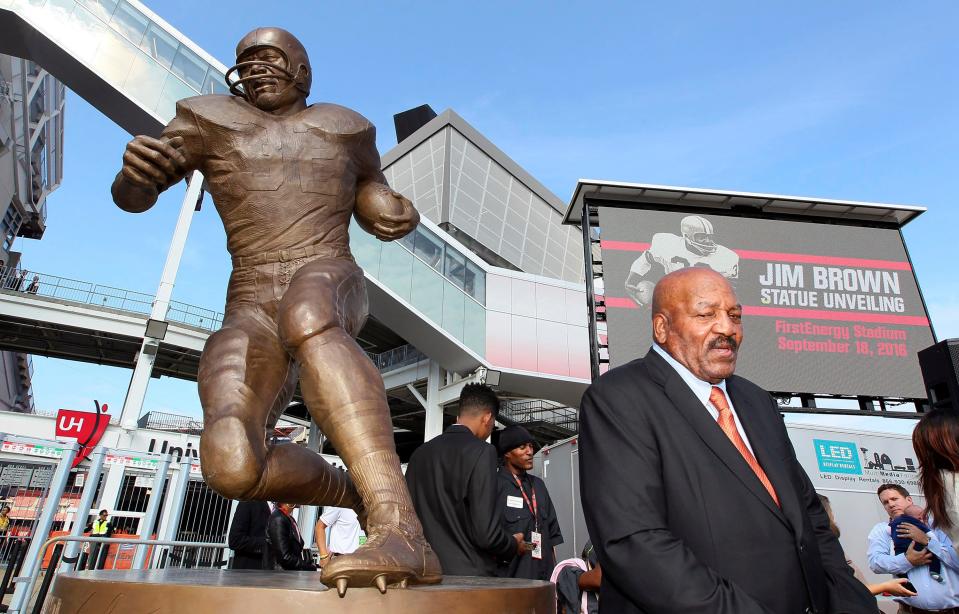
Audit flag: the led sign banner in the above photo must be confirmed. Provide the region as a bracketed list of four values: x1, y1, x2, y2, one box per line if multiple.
[598, 208, 935, 398]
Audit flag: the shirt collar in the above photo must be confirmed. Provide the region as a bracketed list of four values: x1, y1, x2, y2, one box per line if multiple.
[652, 343, 728, 407]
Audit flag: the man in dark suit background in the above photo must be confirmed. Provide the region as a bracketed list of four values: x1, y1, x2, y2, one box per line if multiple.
[405, 384, 527, 576]
[579, 268, 876, 613]
[228, 500, 271, 569]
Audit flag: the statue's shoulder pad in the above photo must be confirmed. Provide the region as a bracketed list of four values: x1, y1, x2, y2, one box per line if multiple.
[301, 103, 374, 137]
[174, 94, 244, 117]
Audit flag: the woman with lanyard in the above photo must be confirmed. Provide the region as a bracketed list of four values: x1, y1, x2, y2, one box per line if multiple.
[495, 425, 563, 580]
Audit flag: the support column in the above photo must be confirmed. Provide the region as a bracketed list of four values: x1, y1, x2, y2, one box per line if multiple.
[423, 360, 444, 441]
[119, 172, 204, 435]
[299, 419, 322, 549]
[60, 447, 106, 572]
[132, 454, 171, 569]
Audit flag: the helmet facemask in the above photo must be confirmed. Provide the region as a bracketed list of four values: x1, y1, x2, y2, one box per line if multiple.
[680, 215, 718, 256]
[226, 47, 306, 110]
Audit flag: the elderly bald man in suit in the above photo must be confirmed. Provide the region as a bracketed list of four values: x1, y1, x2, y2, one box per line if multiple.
[579, 267, 875, 613]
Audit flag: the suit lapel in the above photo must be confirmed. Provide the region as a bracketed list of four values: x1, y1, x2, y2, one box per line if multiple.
[645, 350, 789, 527]
[726, 379, 804, 538]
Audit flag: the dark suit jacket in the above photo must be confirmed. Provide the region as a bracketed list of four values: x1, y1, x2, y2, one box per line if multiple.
[406, 424, 518, 576]
[264, 508, 315, 571]
[579, 349, 876, 614]
[228, 500, 271, 570]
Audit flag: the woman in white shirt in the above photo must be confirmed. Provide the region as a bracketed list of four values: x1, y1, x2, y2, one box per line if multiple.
[913, 409, 959, 554]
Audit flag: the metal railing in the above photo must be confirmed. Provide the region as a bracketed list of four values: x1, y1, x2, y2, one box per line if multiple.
[136, 410, 204, 434]
[501, 398, 579, 432]
[369, 344, 427, 372]
[10, 536, 228, 614]
[0, 266, 224, 332]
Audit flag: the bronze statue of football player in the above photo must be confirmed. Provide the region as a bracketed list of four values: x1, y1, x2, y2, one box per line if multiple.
[111, 27, 441, 594]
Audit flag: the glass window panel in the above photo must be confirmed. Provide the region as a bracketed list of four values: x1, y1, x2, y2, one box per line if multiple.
[465, 261, 485, 305]
[46, 0, 77, 15]
[91, 23, 138, 86]
[154, 72, 196, 119]
[410, 259, 444, 325]
[123, 50, 167, 115]
[63, 2, 107, 63]
[398, 228, 415, 253]
[464, 298, 486, 357]
[201, 68, 229, 95]
[109, 1, 147, 45]
[139, 23, 178, 68]
[79, 0, 118, 20]
[170, 45, 206, 92]
[349, 221, 381, 277]
[378, 242, 413, 302]
[442, 283, 465, 342]
[443, 249, 466, 290]
[413, 227, 443, 271]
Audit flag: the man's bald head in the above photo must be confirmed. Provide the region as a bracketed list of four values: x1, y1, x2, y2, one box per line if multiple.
[651, 268, 743, 383]
[652, 268, 732, 318]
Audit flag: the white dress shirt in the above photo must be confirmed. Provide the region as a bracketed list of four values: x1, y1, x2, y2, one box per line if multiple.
[867, 520, 959, 609]
[652, 343, 755, 455]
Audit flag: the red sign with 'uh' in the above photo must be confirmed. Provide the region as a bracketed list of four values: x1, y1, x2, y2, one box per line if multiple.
[55, 402, 110, 467]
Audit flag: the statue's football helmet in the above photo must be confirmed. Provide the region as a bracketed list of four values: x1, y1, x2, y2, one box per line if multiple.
[225, 27, 311, 100]
[680, 215, 717, 256]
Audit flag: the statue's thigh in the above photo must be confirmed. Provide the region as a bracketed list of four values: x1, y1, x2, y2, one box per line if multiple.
[278, 259, 369, 347]
[198, 311, 295, 420]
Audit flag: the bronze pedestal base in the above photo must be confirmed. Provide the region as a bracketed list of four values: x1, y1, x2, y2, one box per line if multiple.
[44, 569, 555, 613]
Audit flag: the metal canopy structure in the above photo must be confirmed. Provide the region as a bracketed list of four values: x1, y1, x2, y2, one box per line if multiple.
[563, 179, 926, 228]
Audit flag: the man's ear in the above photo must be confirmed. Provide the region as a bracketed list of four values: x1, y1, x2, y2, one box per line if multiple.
[652, 312, 669, 344]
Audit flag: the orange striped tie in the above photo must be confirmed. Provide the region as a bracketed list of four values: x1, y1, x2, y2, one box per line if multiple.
[709, 386, 780, 506]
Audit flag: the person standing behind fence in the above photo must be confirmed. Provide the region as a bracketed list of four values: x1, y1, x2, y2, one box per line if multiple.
[0, 505, 10, 533]
[84, 509, 114, 570]
[265, 503, 316, 571]
[228, 500, 271, 570]
[913, 409, 959, 556]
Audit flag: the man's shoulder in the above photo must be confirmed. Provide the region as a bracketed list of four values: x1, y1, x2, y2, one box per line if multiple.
[868, 520, 891, 538]
[302, 103, 374, 137]
[411, 429, 485, 460]
[588, 354, 654, 394]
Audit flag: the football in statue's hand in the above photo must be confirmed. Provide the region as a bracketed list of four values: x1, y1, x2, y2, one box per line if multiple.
[354, 182, 407, 236]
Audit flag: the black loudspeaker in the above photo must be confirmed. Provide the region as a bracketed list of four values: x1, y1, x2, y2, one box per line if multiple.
[918, 339, 959, 412]
[393, 104, 438, 144]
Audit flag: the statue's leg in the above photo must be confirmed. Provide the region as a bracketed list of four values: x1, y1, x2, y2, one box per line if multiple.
[198, 307, 360, 508]
[278, 259, 441, 592]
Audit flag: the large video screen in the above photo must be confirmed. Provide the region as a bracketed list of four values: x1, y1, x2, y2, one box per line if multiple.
[598, 207, 935, 398]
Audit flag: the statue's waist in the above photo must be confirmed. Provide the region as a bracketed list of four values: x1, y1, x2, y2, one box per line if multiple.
[231, 243, 353, 268]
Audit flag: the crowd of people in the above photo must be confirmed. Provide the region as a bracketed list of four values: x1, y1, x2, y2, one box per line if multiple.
[221, 268, 957, 613]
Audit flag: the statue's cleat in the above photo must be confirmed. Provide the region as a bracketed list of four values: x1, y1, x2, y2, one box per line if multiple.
[320, 525, 442, 595]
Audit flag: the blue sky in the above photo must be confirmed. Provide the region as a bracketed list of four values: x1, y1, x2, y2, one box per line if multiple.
[19, 2, 959, 434]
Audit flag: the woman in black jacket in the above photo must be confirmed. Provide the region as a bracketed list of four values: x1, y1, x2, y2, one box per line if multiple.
[265, 503, 316, 571]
